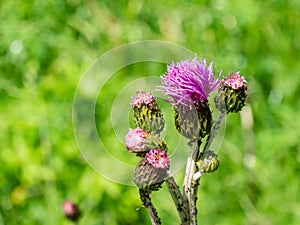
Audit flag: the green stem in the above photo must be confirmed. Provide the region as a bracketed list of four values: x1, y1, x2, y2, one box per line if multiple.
[165, 171, 189, 224]
[183, 140, 201, 225]
[139, 189, 161, 225]
[203, 111, 226, 153]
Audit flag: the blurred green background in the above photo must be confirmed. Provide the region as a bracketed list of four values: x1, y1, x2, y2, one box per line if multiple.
[1, 0, 300, 224]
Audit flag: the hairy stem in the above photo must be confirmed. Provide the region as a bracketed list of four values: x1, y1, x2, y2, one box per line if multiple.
[139, 189, 161, 225]
[165, 171, 189, 224]
[203, 111, 226, 153]
[183, 140, 201, 225]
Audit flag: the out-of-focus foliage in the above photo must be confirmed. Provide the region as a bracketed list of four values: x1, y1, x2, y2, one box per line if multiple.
[1, 0, 300, 224]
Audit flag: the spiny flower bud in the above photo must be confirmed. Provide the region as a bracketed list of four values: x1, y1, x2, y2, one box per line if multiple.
[131, 90, 165, 134]
[125, 128, 167, 157]
[133, 149, 170, 191]
[196, 150, 219, 173]
[174, 100, 212, 140]
[62, 200, 81, 221]
[214, 72, 247, 113]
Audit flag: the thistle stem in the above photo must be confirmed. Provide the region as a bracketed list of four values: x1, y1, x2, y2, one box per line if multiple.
[165, 171, 189, 224]
[139, 189, 161, 225]
[183, 140, 201, 225]
[203, 111, 226, 153]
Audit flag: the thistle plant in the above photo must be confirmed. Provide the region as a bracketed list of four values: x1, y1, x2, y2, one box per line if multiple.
[125, 57, 248, 225]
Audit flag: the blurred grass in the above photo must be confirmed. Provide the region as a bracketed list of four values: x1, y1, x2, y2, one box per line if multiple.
[1, 0, 300, 224]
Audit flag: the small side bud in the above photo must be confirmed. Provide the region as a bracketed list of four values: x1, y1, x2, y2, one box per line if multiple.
[215, 72, 247, 113]
[131, 90, 165, 134]
[62, 200, 81, 222]
[196, 150, 219, 173]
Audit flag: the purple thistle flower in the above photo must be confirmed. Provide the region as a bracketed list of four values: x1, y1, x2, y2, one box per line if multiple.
[161, 57, 220, 109]
[145, 149, 170, 169]
[221, 72, 247, 90]
[130, 90, 156, 108]
[125, 128, 149, 153]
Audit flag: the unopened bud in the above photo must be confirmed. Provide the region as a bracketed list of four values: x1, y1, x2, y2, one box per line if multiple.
[131, 90, 165, 134]
[62, 200, 81, 221]
[196, 150, 219, 173]
[214, 72, 247, 113]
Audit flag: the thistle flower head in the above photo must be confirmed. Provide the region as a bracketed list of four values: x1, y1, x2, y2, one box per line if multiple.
[62, 200, 81, 221]
[215, 72, 248, 113]
[125, 128, 149, 153]
[161, 57, 220, 109]
[133, 158, 168, 191]
[221, 72, 247, 90]
[130, 90, 156, 108]
[130, 90, 165, 134]
[145, 149, 170, 169]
